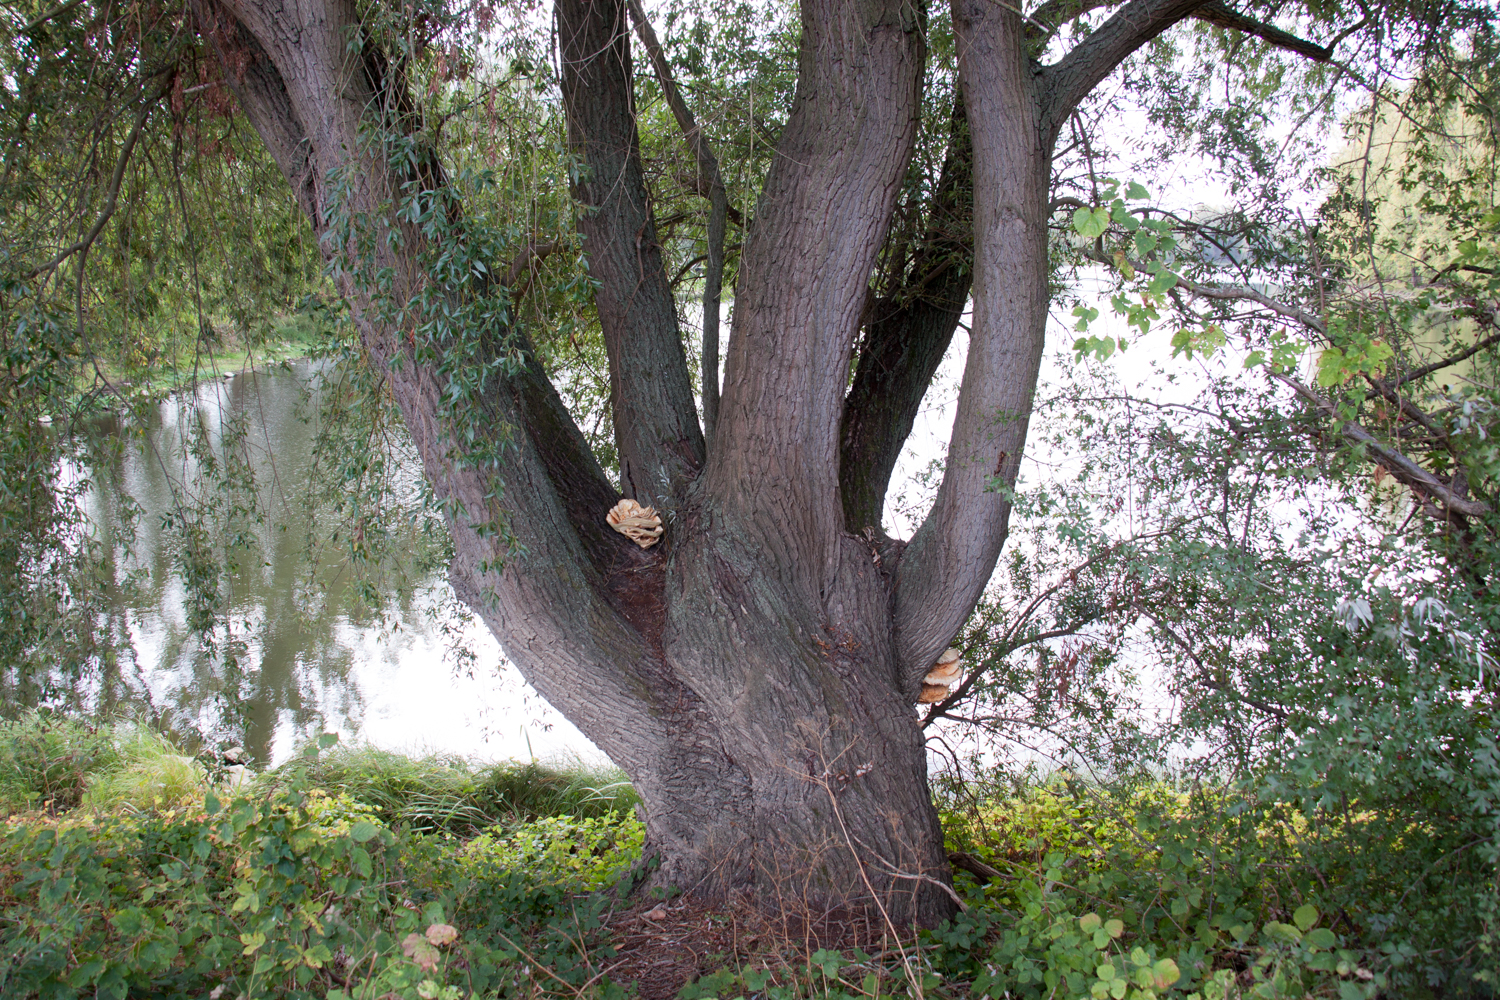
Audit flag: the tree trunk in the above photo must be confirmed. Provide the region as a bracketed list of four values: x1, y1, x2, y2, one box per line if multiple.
[196, 0, 956, 926]
[193, 0, 1228, 928]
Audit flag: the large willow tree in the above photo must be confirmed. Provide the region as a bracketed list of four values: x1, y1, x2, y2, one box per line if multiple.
[5, 0, 1494, 923]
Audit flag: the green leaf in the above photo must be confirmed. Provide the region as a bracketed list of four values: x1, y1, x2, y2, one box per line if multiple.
[1292, 904, 1319, 931]
[1073, 206, 1110, 239]
[349, 821, 380, 843]
[1105, 919, 1124, 938]
[1110, 201, 1140, 231]
[67, 959, 106, 987]
[1126, 181, 1150, 200]
[204, 792, 221, 816]
[1146, 269, 1179, 294]
[1264, 920, 1302, 944]
[1074, 335, 1117, 361]
[1080, 912, 1103, 933]
[1316, 348, 1348, 387]
[1305, 927, 1337, 950]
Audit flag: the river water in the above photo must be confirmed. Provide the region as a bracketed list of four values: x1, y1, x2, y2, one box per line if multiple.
[78, 359, 596, 766]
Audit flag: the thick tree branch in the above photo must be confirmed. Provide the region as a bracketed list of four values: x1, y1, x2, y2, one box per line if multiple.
[1272, 373, 1491, 522]
[895, 0, 1046, 690]
[204, 0, 713, 799]
[1040, 0, 1337, 133]
[703, 0, 923, 601]
[191, 0, 321, 224]
[840, 95, 973, 536]
[677, 172, 744, 226]
[1024, 0, 1122, 48]
[1193, 1, 1332, 62]
[627, 0, 728, 448]
[502, 238, 560, 303]
[1040, 0, 1209, 132]
[558, 0, 704, 502]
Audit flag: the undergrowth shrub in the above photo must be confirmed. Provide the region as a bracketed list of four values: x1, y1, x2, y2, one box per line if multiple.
[0, 735, 630, 1000]
[929, 775, 1493, 999]
[460, 812, 645, 891]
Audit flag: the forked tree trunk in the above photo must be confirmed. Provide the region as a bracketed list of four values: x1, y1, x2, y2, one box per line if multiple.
[194, 0, 1251, 926]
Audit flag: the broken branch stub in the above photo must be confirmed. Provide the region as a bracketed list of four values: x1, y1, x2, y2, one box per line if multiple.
[607, 498, 664, 548]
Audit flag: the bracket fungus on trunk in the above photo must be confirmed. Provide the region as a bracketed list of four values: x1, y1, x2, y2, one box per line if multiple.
[607, 498, 664, 548]
[918, 648, 963, 703]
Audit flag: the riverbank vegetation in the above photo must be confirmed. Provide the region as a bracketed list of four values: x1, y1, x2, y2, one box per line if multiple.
[0, 712, 1491, 999]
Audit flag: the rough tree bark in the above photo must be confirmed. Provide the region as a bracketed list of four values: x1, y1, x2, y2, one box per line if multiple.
[192, 0, 1341, 925]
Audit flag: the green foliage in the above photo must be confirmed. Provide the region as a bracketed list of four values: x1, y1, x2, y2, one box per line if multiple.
[929, 767, 1494, 998]
[0, 736, 630, 1000]
[460, 811, 644, 891]
[937, 350, 1498, 992]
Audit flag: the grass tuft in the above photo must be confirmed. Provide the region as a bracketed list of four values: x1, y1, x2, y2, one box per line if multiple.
[268, 742, 638, 835]
[81, 726, 209, 813]
[0, 711, 122, 814]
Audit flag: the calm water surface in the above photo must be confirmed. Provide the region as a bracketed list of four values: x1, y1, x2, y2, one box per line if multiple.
[80, 360, 596, 766]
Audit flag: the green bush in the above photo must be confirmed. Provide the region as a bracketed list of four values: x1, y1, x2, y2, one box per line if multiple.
[460, 811, 645, 891]
[0, 736, 626, 1000]
[927, 774, 1495, 1000]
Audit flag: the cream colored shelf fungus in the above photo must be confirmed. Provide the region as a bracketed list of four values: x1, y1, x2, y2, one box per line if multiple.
[918, 648, 963, 704]
[607, 499, 664, 548]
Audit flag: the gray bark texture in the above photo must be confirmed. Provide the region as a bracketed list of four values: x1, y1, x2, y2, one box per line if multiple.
[193, 0, 1258, 925]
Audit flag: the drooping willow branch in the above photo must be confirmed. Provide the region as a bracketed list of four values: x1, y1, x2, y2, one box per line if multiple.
[22, 81, 169, 282]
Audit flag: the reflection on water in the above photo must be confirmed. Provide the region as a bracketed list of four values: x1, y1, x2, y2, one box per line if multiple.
[80, 359, 595, 766]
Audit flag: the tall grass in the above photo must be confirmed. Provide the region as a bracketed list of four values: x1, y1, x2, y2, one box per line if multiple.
[278, 743, 638, 835]
[0, 712, 636, 833]
[0, 711, 121, 813]
[81, 725, 209, 813]
[0, 711, 212, 814]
